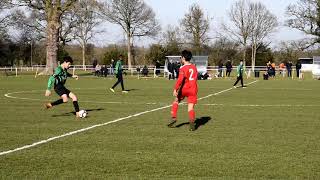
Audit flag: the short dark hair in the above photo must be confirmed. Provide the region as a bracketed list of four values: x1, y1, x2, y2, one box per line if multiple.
[63, 56, 73, 63]
[119, 54, 123, 58]
[181, 50, 192, 61]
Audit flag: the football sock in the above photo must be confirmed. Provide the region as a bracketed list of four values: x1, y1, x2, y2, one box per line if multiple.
[171, 102, 179, 119]
[73, 101, 80, 112]
[51, 99, 64, 106]
[188, 110, 195, 123]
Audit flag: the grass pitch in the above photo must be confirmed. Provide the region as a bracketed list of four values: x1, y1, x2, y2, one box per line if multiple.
[0, 74, 319, 179]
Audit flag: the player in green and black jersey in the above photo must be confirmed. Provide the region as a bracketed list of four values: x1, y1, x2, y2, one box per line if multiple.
[44, 56, 81, 118]
[109, 55, 128, 93]
[233, 60, 246, 88]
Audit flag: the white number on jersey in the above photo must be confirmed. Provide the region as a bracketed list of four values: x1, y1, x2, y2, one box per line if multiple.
[189, 69, 194, 80]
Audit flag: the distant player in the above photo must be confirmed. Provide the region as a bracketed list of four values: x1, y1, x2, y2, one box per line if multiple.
[168, 50, 198, 131]
[44, 56, 81, 118]
[110, 55, 128, 93]
[233, 60, 246, 88]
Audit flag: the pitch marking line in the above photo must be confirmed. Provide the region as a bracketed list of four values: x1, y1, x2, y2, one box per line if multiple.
[4, 91, 160, 105]
[0, 80, 258, 156]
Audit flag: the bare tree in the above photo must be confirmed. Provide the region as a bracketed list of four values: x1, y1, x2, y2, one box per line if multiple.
[72, 0, 101, 69]
[209, 37, 240, 66]
[290, 39, 318, 51]
[16, 0, 77, 74]
[276, 41, 303, 63]
[100, 0, 160, 69]
[250, 2, 278, 71]
[181, 3, 210, 55]
[226, 0, 253, 64]
[162, 25, 181, 45]
[0, 0, 12, 37]
[286, 0, 320, 46]
[161, 25, 182, 55]
[59, 10, 78, 47]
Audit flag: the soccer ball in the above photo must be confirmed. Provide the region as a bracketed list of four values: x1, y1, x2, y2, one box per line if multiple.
[79, 110, 87, 118]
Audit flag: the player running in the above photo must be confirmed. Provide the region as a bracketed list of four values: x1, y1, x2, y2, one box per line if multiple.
[168, 50, 198, 131]
[44, 56, 81, 118]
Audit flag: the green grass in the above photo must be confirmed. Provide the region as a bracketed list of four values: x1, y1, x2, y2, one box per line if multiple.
[0, 74, 319, 179]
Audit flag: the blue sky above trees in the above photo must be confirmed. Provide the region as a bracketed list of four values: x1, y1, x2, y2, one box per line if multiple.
[93, 0, 306, 48]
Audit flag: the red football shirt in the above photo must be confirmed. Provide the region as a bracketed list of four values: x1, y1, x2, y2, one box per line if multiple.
[174, 64, 198, 95]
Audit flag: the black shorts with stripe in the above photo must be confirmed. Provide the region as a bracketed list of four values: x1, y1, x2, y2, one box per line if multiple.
[54, 84, 71, 97]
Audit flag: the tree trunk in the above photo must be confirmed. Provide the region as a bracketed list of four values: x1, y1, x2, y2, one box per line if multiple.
[82, 43, 86, 70]
[251, 43, 255, 72]
[242, 45, 247, 66]
[243, 39, 247, 66]
[44, 21, 59, 75]
[254, 44, 257, 72]
[194, 34, 201, 55]
[127, 33, 133, 70]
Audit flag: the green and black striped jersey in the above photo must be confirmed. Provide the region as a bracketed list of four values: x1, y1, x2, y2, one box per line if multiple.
[47, 66, 72, 90]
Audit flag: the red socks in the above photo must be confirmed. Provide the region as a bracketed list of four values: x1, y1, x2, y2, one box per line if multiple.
[171, 101, 195, 122]
[188, 110, 195, 122]
[171, 102, 179, 119]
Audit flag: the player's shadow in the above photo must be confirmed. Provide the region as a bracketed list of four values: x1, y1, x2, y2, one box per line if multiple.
[52, 108, 105, 117]
[175, 116, 212, 130]
[125, 89, 138, 92]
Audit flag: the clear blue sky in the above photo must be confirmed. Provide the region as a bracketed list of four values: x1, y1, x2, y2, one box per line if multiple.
[94, 0, 306, 48]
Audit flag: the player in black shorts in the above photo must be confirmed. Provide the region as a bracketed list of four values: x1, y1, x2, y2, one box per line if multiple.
[44, 56, 81, 118]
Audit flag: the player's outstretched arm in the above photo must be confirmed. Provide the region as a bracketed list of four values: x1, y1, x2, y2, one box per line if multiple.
[45, 90, 51, 97]
[46, 75, 55, 97]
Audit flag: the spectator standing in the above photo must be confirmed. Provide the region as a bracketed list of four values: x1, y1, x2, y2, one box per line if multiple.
[286, 61, 293, 77]
[296, 60, 302, 78]
[95, 64, 101, 76]
[110, 59, 115, 75]
[155, 60, 161, 76]
[271, 62, 276, 77]
[168, 60, 175, 80]
[142, 65, 149, 76]
[218, 62, 223, 77]
[174, 61, 181, 79]
[93, 58, 97, 69]
[226, 60, 232, 77]
[279, 62, 285, 76]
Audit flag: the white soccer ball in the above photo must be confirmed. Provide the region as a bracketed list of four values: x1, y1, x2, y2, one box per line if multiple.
[79, 110, 87, 118]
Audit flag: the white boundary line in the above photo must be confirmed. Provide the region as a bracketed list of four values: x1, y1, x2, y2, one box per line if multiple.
[0, 80, 258, 156]
[4, 91, 160, 105]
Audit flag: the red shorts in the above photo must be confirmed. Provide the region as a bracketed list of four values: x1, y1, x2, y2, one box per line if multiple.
[178, 89, 197, 104]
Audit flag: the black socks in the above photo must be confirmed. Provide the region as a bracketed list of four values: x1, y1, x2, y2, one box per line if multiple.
[51, 99, 64, 106]
[50, 99, 79, 113]
[73, 101, 79, 112]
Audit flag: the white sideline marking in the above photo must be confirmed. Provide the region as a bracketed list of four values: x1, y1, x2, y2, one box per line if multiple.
[0, 80, 258, 156]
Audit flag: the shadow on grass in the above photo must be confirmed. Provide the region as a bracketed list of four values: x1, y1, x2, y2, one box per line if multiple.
[52, 108, 105, 117]
[125, 89, 139, 92]
[175, 116, 212, 130]
[77, 73, 95, 76]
